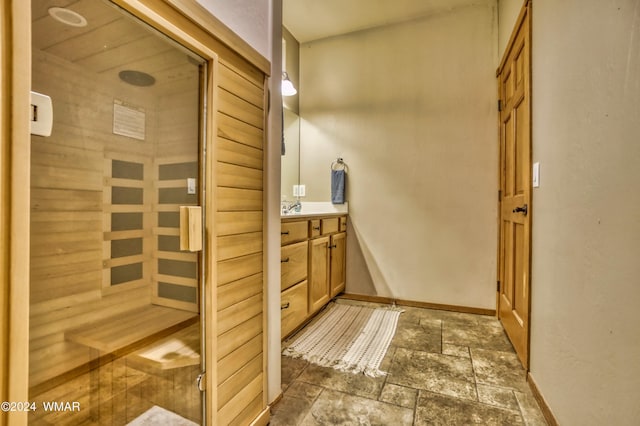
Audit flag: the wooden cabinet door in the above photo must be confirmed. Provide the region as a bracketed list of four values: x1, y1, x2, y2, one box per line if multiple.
[280, 241, 308, 291]
[281, 280, 308, 339]
[308, 236, 330, 314]
[330, 232, 346, 297]
[497, 1, 531, 368]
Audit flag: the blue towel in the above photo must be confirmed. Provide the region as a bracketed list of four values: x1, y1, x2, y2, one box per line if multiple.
[331, 169, 345, 204]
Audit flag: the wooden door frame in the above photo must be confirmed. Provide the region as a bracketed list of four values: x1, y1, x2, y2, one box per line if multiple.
[1, 2, 31, 424]
[1, 1, 270, 424]
[496, 0, 532, 369]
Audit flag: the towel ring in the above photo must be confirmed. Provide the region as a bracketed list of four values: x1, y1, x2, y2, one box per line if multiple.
[331, 158, 348, 171]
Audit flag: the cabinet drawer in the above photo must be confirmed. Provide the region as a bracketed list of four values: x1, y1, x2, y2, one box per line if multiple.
[339, 216, 347, 232]
[321, 218, 339, 235]
[281, 280, 308, 338]
[281, 240, 308, 291]
[281, 220, 308, 245]
[310, 219, 321, 238]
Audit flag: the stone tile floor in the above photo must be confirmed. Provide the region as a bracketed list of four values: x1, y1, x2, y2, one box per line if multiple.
[271, 299, 547, 425]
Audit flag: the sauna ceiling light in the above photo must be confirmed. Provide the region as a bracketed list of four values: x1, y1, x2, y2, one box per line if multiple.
[48, 7, 87, 27]
[119, 70, 156, 87]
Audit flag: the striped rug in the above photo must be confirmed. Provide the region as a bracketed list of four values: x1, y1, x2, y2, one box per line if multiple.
[283, 302, 402, 377]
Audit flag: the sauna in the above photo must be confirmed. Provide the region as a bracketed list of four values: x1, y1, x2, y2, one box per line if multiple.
[28, 0, 268, 425]
[28, 0, 205, 423]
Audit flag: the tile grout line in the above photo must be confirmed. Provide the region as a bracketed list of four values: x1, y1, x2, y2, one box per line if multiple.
[412, 389, 421, 426]
[513, 389, 530, 425]
[469, 346, 481, 403]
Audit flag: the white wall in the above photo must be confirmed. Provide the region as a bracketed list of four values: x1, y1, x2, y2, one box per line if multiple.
[266, 0, 283, 405]
[498, 0, 524, 58]
[195, 0, 271, 59]
[299, 4, 499, 309]
[529, 0, 640, 424]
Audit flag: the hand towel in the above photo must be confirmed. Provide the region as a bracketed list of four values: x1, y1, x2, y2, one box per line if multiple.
[331, 169, 345, 204]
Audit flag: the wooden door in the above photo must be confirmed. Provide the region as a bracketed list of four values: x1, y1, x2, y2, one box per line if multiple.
[309, 236, 330, 313]
[330, 232, 346, 297]
[497, 1, 532, 368]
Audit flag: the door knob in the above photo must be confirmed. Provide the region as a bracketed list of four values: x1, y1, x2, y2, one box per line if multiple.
[512, 204, 528, 215]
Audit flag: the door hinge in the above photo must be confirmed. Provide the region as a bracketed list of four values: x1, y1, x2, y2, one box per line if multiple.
[196, 372, 206, 392]
[497, 281, 501, 292]
[498, 100, 502, 112]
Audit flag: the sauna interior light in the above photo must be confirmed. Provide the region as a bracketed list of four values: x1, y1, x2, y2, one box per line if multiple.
[282, 72, 297, 96]
[48, 7, 87, 27]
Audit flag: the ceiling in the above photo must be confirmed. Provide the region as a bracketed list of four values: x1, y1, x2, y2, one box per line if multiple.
[32, 0, 201, 88]
[283, 0, 492, 43]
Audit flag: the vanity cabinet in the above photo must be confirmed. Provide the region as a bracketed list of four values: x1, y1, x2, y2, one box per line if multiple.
[280, 221, 309, 338]
[281, 280, 308, 338]
[281, 240, 308, 291]
[308, 235, 331, 314]
[281, 214, 347, 339]
[330, 232, 346, 297]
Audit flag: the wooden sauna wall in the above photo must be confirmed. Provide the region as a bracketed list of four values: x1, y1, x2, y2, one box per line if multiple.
[215, 54, 266, 425]
[153, 67, 200, 313]
[29, 49, 157, 388]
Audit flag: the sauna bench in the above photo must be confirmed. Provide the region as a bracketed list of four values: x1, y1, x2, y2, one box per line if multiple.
[65, 305, 198, 354]
[126, 322, 200, 371]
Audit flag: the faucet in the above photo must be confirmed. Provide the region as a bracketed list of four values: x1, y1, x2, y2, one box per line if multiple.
[282, 200, 301, 214]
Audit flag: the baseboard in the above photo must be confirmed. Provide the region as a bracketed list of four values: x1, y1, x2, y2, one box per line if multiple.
[339, 293, 496, 316]
[527, 372, 559, 426]
[269, 391, 283, 409]
[249, 406, 270, 426]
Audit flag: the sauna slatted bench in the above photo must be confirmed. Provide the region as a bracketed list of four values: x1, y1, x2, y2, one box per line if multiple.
[65, 305, 197, 354]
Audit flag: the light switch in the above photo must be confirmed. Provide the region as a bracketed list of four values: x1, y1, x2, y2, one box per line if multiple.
[532, 162, 540, 188]
[187, 178, 197, 194]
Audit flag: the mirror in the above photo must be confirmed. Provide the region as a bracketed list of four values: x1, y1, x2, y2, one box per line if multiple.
[281, 107, 300, 202]
[281, 27, 300, 206]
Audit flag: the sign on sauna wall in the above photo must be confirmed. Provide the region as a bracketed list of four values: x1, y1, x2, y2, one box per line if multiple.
[113, 99, 146, 141]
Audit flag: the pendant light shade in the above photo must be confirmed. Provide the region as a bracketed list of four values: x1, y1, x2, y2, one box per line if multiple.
[281, 72, 297, 96]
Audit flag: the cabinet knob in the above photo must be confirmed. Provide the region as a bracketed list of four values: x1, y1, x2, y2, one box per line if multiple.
[329, 244, 337, 249]
[281, 257, 290, 263]
[281, 302, 290, 310]
[312, 226, 320, 231]
[281, 231, 290, 235]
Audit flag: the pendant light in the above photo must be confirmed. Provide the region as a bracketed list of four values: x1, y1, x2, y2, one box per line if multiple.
[281, 72, 297, 96]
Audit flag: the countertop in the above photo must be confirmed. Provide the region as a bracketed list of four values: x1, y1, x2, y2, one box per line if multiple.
[280, 201, 348, 219]
[281, 211, 346, 219]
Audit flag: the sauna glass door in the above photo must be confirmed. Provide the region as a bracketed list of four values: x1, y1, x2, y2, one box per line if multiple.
[29, 1, 206, 424]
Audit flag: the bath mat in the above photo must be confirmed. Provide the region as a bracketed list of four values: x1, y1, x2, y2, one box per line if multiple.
[127, 406, 198, 426]
[283, 302, 402, 377]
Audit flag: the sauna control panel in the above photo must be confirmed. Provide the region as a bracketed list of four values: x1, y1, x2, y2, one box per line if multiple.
[30, 91, 53, 137]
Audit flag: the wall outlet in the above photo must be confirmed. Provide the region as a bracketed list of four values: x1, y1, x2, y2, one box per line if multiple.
[293, 184, 306, 197]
